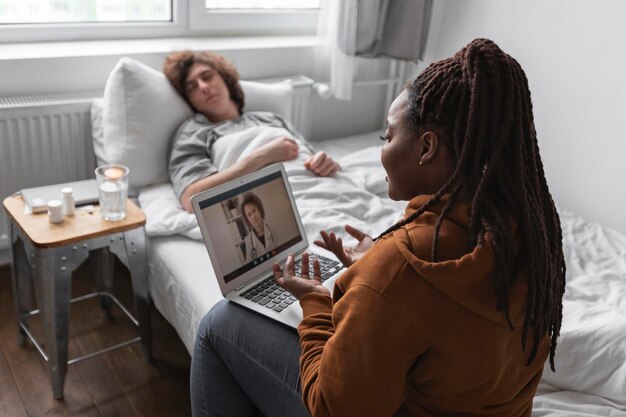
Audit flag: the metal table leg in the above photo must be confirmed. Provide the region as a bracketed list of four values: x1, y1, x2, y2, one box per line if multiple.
[122, 227, 152, 361]
[27, 242, 89, 399]
[31, 247, 72, 399]
[91, 247, 115, 313]
[9, 221, 33, 346]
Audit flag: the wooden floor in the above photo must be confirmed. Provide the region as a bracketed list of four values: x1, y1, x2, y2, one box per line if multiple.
[0, 260, 192, 417]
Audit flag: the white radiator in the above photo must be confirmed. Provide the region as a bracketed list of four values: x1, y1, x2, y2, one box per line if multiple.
[286, 75, 314, 140]
[0, 91, 102, 251]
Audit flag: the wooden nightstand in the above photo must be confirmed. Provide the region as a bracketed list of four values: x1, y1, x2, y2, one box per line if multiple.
[3, 195, 153, 399]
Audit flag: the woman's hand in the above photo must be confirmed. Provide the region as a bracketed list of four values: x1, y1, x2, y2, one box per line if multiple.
[304, 151, 340, 177]
[314, 225, 374, 268]
[273, 253, 330, 300]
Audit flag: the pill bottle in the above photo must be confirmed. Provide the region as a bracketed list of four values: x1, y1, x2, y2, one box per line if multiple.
[61, 187, 75, 216]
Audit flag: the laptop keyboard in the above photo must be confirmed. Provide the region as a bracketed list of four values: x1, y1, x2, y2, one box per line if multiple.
[240, 255, 342, 313]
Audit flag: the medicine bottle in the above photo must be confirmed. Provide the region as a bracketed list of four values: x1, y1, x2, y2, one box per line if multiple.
[62, 187, 75, 216]
[48, 200, 64, 224]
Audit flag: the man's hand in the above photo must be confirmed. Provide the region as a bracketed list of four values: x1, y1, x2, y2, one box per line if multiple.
[304, 151, 340, 177]
[273, 253, 331, 300]
[253, 136, 299, 165]
[314, 225, 374, 268]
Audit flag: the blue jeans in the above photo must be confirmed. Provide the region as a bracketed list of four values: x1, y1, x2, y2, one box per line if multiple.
[191, 299, 311, 417]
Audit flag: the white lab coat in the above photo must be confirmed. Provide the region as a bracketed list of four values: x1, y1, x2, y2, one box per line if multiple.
[244, 221, 277, 261]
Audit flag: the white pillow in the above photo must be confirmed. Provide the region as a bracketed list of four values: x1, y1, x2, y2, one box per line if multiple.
[90, 98, 106, 166]
[98, 57, 295, 189]
[240, 79, 293, 120]
[102, 57, 194, 188]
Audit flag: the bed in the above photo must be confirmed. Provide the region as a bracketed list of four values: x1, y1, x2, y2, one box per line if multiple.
[93, 58, 626, 416]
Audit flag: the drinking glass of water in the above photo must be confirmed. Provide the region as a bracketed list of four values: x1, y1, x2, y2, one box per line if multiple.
[95, 164, 129, 221]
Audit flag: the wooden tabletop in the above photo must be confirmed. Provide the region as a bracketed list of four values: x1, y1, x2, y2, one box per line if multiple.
[3, 195, 146, 248]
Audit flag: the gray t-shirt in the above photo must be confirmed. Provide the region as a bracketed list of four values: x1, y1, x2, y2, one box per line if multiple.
[169, 111, 309, 200]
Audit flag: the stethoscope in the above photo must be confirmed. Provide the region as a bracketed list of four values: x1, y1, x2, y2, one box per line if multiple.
[247, 223, 274, 260]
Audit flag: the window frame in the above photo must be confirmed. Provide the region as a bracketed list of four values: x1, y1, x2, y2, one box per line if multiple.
[188, 2, 318, 35]
[0, 0, 319, 43]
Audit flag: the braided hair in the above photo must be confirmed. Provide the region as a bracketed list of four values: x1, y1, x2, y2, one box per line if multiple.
[375, 39, 566, 371]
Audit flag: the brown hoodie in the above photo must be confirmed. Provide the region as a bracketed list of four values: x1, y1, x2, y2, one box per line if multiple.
[297, 194, 549, 417]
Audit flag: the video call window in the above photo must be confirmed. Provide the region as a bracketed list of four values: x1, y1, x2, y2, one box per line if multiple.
[198, 173, 301, 283]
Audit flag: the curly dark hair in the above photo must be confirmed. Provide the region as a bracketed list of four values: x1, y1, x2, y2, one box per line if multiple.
[240, 192, 265, 230]
[376, 38, 566, 371]
[163, 50, 245, 114]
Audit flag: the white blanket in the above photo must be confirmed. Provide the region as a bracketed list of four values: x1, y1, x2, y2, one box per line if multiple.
[212, 125, 312, 171]
[139, 126, 404, 243]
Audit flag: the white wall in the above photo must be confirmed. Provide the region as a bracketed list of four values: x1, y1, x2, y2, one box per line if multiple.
[0, 36, 347, 94]
[421, 0, 626, 233]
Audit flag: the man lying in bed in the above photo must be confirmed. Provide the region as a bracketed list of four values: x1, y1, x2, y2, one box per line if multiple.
[163, 50, 340, 212]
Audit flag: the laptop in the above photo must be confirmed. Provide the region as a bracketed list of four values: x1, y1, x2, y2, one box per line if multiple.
[21, 179, 99, 213]
[191, 163, 345, 328]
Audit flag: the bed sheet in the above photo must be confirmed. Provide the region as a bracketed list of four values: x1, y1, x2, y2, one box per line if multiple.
[532, 209, 626, 415]
[148, 234, 219, 354]
[533, 383, 626, 416]
[314, 129, 384, 159]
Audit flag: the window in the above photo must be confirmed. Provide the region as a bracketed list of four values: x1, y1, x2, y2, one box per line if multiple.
[205, 1, 320, 9]
[0, 0, 320, 43]
[189, 0, 320, 34]
[0, 0, 172, 24]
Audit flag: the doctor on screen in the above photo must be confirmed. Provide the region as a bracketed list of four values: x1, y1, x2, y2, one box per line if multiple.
[241, 192, 277, 261]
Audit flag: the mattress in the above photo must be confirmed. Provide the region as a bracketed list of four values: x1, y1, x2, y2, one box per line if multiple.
[148, 234, 220, 353]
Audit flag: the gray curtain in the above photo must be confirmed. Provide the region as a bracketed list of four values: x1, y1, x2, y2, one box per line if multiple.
[338, 0, 433, 61]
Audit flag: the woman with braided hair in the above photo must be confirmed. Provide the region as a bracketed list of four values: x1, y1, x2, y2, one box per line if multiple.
[190, 38, 565, 417]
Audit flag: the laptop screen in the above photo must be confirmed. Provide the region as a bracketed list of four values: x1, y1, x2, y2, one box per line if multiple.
[196, 169, 303, 284]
